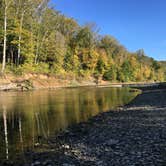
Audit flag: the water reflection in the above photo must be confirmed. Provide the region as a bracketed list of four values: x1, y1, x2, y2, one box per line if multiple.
[0, 87, 138, 160]
[3, 106, 9, 160]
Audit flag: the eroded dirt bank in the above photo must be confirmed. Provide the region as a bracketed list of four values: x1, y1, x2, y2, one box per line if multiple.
[0, 74, 109, 91]
[0, 73, 165, 91]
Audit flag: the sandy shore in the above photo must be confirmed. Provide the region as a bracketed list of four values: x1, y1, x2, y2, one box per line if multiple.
[2, 88, 166, 166]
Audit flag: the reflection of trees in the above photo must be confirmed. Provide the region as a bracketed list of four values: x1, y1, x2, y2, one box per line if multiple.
[0, 88, 138, 160]
[3, 106, 8, 160]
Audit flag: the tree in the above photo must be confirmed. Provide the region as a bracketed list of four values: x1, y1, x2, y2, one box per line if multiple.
[33, 0, 50, 64]
[103, 65, 117, 81]
[0, 0, 165, 82]
[120, 60, 134, 82]
[1, 0, 12, 73]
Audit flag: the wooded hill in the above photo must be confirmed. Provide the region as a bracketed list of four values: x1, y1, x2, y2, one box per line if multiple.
[0, 0, 165, 82]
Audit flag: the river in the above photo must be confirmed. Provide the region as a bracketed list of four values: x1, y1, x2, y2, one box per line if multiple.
[0, 87, 139, 161]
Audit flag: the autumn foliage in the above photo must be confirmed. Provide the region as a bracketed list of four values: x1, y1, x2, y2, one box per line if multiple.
[0, 0, 165, 82]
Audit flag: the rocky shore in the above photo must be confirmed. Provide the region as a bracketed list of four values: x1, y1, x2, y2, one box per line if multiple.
[1, 87, 166, 166]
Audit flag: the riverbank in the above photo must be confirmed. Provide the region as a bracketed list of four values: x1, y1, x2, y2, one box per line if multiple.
[0, 73, 165, 91]
[2, 87, 165, 166]
[0, 73, 108, 91]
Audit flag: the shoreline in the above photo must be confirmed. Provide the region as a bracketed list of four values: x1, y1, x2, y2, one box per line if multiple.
[2, 87, 166, 166]
[0, 74, 165, 91]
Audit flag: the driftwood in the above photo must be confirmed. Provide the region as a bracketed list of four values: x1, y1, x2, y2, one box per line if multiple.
[0, 80, 34, 91]
[0, 83, 17, 91]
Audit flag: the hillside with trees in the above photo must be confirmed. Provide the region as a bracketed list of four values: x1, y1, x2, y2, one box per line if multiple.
[0, 0, 165, 82]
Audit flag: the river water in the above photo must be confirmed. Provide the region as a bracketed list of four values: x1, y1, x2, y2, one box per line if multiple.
[0, 87, 138, 161]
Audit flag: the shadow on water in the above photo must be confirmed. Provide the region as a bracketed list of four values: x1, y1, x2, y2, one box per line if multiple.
[0, 87, 139, 161]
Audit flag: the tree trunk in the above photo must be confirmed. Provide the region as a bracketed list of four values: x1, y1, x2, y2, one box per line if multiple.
[35, 33, 39, 64]
[2, 5, 7, 73]
[10, 48, 14, 66]
[17, 11, 25, 66]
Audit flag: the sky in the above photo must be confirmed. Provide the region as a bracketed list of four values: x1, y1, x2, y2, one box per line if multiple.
[51, 0, 166, 61]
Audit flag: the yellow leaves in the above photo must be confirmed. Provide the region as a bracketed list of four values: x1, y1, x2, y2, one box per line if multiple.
[89, 49, 100, 71]
[156, 69, 165, 81]
[97, 48, 109, 67]
[135, 71, 143, 81]
[129, 56, 138, 68]
[143, 66, 151, 79]
[80, 49, 98, 70]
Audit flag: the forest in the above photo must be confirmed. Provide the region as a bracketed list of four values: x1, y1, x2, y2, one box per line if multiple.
[0, 0, 166, 82]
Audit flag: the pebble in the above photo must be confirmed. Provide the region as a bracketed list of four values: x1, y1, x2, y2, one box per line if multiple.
[31, 161, 41, 166]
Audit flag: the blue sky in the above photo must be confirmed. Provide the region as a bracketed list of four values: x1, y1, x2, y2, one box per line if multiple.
[51, 0, 166, 61]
